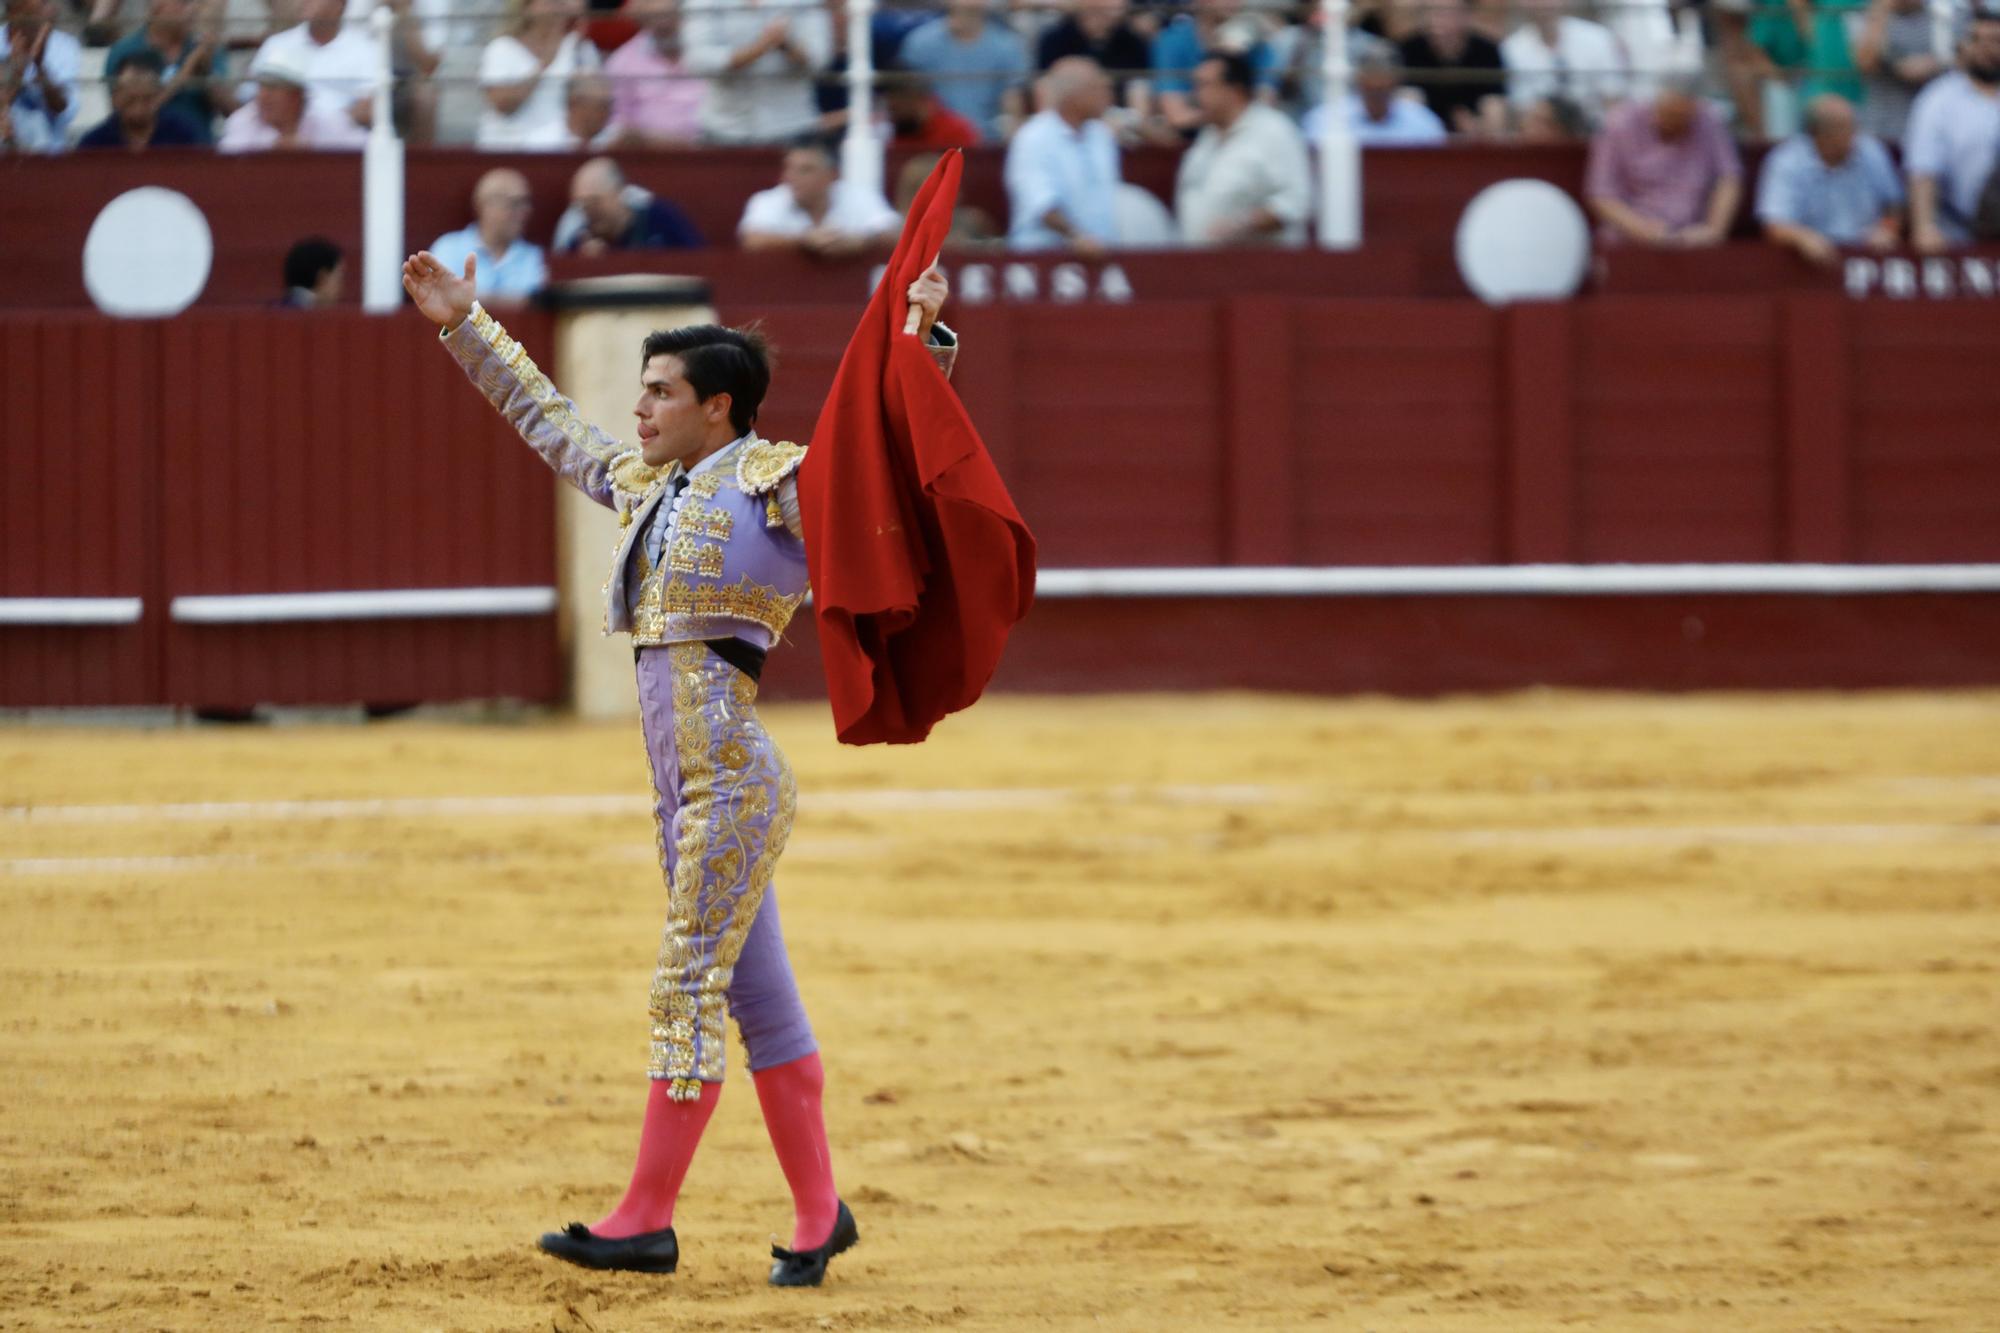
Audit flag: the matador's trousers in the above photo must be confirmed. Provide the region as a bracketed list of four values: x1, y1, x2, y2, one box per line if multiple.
[636, 642, 816, 1101]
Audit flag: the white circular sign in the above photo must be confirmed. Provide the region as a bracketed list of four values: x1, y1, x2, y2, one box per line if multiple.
[1454, 179, 1591, 306]
[83, 187, 214, 317]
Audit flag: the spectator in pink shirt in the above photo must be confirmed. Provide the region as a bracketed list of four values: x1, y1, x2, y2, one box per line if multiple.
[604, 0, 704, 146]
[1585, 76, 1743, 246]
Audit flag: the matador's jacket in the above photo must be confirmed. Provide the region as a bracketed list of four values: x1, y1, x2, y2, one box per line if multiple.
[440, 303, 956, 1099]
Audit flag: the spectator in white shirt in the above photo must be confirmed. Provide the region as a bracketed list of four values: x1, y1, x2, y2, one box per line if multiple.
[217, 49, 368, 149]
[682, 0, 830, 144]
[1007, 56, 1121, 254]
[2, 0, 84, 149]
[1907, 9, 2000, 249]
[739, 136, 901, 257]
[520, 69, 618, 149]
[478, 0, 601, 149]
[1177, 51, 1311, 245]
[245, 0, 376, 131]
[1502, 0, 1629, 127]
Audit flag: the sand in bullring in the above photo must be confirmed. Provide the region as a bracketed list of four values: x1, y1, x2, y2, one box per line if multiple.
[3, 691, 1997, 1330]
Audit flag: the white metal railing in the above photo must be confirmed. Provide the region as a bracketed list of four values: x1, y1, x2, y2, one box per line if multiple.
[1030, 565, 2000, 598]
[12, 567, 1998, 633]
[0, 598, 145, 626]
[169, 587, 558, 622]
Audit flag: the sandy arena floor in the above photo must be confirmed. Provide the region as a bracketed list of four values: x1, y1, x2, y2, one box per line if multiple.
[2, 691, 1998, 1331]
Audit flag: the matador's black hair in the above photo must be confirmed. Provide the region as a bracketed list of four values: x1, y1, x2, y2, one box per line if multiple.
[639, 324, 775, 436]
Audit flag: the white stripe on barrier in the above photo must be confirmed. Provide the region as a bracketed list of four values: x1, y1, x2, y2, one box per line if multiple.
[170, 586, 558, 624]
[15, 566, 1999, 633]
[1030, 564, 2000, 598]
[0, 597, 144, 626]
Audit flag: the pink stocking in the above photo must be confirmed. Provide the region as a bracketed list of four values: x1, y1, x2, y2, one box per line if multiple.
[589, 1079, 720, 1238]
[752, 1053, 840, 1250]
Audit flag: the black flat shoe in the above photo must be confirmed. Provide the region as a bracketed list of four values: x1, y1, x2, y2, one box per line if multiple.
[537, 1222, 679, 1273]
[768, 1200, 859, 1288]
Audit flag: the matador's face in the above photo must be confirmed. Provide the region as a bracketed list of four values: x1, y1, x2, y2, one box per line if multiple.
[634, 353, 731, 469]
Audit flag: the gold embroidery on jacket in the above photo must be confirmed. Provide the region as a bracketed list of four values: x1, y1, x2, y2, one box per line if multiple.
[667, 535, 704, 575]
[661, 574, 806, 637]
[683, 503, 734, 541]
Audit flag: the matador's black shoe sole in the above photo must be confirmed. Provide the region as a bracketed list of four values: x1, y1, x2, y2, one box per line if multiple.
[768, 1200, 859, 1287]
[537, 1221, 680, 1273]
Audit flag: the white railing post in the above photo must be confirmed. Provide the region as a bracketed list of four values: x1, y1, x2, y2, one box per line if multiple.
[1316, 0, 1360, 248]
[1928, 0, 1955, 62]
[362, 5, 404, 314]
[841, 0, 883, 201]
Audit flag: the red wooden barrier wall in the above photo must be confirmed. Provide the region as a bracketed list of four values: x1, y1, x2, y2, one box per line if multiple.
[2, 309, 564, 709]
[0, 315, 160, 705]
[6, 296, 1999, 707]
[727, 294, 2000, 572]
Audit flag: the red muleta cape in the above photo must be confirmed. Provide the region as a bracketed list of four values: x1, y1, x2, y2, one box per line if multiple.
[796, 151, 1037, 746]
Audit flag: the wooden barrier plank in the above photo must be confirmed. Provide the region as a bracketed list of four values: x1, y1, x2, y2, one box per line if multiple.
[1223, 297, 1296, 566]
[0, 316, 157, 706]
[1846, 302, 2000, 562]
[1779, 294, 1850, 562]
[1571, 297, 1779, 562]
[1294, 299, 1501, 565]
[1501, 301, 1575, 564]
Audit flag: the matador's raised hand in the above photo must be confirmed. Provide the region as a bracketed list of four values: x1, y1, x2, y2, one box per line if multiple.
[403, 250, 476, 330]
[904, 264, 948, 342]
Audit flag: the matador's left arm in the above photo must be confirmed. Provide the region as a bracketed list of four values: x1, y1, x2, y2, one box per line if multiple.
[440, 303, 652, 512]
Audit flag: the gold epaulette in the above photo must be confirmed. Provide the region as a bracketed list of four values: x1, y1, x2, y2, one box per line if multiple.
[735, 440, 808, 496]
[611, 450, 664, 496]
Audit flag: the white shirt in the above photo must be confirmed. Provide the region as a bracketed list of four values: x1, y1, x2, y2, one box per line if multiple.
[1501, 16, 1629, 124]
[1176, 103, 1312, 246]
[1905, 72, 2000, 240]
[682, 0, 830, 144]
[477, 31, 601, 150]
[249, 23, 379, 126]
[1605, 0, 1700, 99]
[1005, 109, 1121, 249]
[0, 22, 83, 148]
[216, 100, 369, 151]
[738, 178, 900, 240]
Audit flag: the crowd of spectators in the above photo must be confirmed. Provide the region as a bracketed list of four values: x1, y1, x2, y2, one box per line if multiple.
[7, 0, 2000, 265]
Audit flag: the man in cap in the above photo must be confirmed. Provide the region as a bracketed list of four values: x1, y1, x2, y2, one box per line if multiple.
[217, 49, 367, 149]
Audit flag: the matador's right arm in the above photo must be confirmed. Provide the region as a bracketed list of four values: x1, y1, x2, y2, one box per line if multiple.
[439, 302, 656, 513]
